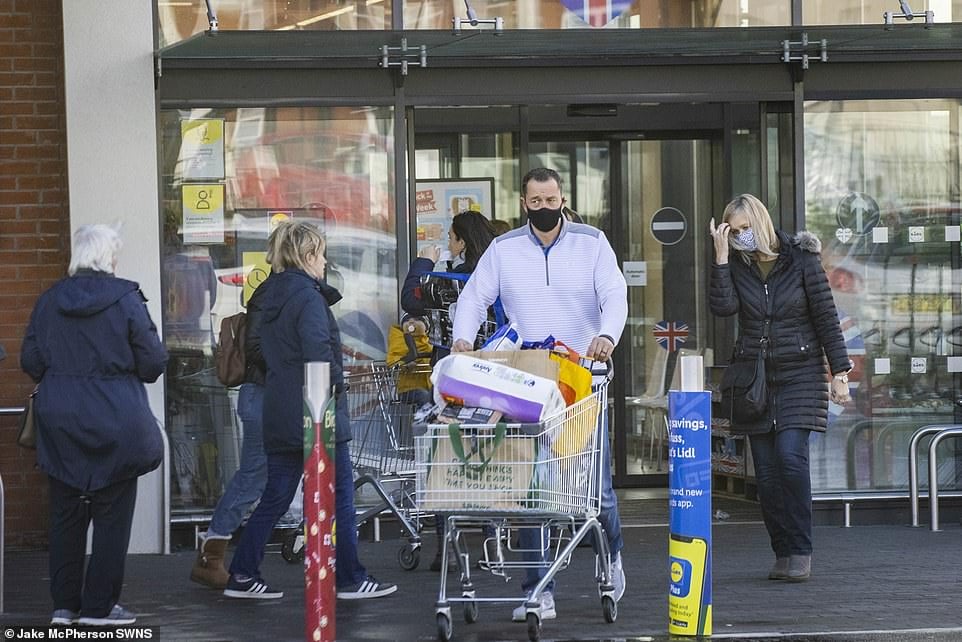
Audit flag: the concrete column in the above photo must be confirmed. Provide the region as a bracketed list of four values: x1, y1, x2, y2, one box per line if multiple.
[62, 0, 165, 554]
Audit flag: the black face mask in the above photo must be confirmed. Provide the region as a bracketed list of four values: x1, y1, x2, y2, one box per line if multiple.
[526, 206, 563, 232]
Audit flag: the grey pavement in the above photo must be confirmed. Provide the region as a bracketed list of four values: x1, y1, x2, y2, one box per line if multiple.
[2, 491, 961, 641]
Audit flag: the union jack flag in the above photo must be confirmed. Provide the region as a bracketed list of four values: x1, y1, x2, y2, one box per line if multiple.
[653, 320, 689, 353]
[560, 0, 632, 27]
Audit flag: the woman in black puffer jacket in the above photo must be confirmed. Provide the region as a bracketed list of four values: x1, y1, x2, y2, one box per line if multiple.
[709, 194, 851, 583]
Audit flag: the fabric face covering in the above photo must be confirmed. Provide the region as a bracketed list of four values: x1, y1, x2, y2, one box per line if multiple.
[526, 206, 563, 232]
[730, 226, 758, 252]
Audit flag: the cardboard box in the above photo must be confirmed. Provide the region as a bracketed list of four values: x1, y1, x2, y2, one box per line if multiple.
[465, 349, 560, 382]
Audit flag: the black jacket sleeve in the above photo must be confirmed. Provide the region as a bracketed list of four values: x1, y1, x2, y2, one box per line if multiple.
[802, 252, 850, 375]
[709, 262, 739, 317]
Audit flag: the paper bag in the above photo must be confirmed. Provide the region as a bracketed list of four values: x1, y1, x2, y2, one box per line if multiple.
[421, 423, 536, 511]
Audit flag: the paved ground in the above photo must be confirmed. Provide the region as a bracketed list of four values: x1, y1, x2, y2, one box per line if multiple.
[2, 492, 961, 641]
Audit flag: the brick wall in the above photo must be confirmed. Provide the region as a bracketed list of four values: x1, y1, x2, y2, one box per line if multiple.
[0, 0, 70, 549]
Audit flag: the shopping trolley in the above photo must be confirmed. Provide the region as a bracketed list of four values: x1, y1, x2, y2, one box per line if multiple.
[281, 359, 430, 569]
[418, 272, 505, 350]
[348, 360, 430, 569]
[414, 360, 616, 641]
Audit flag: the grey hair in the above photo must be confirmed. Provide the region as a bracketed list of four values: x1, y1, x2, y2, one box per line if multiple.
[68, 224, 122, 275]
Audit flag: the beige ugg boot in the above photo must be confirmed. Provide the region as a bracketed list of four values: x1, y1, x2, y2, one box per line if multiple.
[190, 535, 230, 589]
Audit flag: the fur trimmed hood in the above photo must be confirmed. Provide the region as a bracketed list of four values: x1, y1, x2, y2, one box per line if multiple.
[793, 230, 822, 254]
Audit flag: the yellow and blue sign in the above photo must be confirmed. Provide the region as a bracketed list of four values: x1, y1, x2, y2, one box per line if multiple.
[668, 390, 712, 636]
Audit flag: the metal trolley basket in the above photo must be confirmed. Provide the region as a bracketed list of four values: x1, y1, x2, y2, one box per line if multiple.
[282, 360, 428, 569]
[414, 361, 617, 641]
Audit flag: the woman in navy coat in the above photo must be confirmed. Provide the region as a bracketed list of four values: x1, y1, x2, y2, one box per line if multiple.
[21, 224, 168, 626]
[709, 195, 851, 582]
[223, 220, 396, 600]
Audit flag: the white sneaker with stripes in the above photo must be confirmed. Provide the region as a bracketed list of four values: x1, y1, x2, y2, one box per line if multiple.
[336, 575, 397, 600]
[223, 575, 284, 599]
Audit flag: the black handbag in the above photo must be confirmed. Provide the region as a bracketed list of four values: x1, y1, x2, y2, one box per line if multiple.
[17, 387, 38, 449]
[719, 350, 768, 424]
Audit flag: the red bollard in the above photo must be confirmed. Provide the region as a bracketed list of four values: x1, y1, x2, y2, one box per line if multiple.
[304, 363, 336, 642]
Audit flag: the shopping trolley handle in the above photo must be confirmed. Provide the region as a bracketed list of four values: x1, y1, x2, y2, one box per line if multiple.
[583, 357, 614, 382]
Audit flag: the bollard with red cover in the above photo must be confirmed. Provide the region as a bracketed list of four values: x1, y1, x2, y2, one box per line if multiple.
[304, 362, 336, 642]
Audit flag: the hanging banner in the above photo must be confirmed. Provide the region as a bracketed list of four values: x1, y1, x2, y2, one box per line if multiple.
[668, 390, 712, 637]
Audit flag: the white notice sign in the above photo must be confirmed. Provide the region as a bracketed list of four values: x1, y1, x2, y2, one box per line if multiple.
[623, 261, 647, 287]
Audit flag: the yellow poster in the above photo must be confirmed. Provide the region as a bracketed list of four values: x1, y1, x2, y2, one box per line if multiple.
[182, 184, 225, 244]
[242, 251, 270, 305]
[179, 118, 225, 180]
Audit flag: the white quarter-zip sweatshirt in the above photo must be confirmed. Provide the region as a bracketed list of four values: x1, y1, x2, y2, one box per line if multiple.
[452, 221, 628, 355]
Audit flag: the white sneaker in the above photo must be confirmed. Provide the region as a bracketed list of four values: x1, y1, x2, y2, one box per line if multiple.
[611, 553, 626, 602]
[511, 591, 556, 622]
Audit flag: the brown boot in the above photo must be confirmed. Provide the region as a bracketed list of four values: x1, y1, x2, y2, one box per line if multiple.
[190, 535, 230, 589]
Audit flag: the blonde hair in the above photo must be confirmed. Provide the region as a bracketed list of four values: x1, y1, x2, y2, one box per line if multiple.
[267, 220, 325, 273]
[722, 194, 778, 261]
[68, 224, 122, 276]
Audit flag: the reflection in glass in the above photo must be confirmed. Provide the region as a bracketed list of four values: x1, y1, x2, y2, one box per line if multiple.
[157, 0, 392, 47]
[805, 99, 962, 493]
[404, 0, 789, 29]
[803, 0, 958, 25]
[159, 106, 396, 513]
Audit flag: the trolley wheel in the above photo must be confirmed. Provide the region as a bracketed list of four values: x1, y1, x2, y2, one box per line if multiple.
[397, 544, 420, 570]
[526, 613, 541, 641]
[602, 595, 617, 623]
[436, 613, 452, 641]
[281, 531, 304, 563]
[463, 600, 478, 624]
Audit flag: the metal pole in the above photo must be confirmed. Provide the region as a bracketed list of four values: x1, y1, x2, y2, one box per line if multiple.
[908, 425, 959, 527]
[304, 362, 334, 641]
[927, 427, 962, 532]
[1, 471, 5, 614]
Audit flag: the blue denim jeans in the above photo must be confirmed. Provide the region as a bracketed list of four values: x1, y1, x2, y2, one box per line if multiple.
[749, 428, 813, 557]
[228, 441, 368, 588]
[335, 437, 367, 588]
[228, 451, 302, 580]
[520, 410, 623, 593]
[208, 384, 267, 538]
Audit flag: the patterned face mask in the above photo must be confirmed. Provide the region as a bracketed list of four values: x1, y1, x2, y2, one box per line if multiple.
[730, 226, 758, 252]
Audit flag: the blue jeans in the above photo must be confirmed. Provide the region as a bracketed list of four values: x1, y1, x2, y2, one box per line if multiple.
[228, 451, 302, 580]
[749, 428, 813, 557]
[228, 442, 367, 588]
[208, 384, 267, 538]
[520, 411, 623, 593]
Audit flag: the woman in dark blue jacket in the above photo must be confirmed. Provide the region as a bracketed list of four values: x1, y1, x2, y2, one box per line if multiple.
[21, 224, 168, 627]
[223, 220, 395, 600]
[709, 194, 851, 583]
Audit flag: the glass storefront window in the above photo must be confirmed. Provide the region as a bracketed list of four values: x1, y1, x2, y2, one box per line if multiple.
[404, 0, 789, 28]
[159, 106, 396, 514]
[805, 99, 962, 494]
[803, 0, 959, 25]
[157, 0, 393, 47]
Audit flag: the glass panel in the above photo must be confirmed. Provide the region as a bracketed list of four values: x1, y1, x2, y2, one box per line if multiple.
[404, 0, 789, 28]
[415, 130, 519, 226]
[528, 140, 609, 229]
[622, 139, 713, 475]
[805, 99, 962, 493]
[159, 106, 396, 514]
[157, 0, 392, 47]
[803, 0, 960, 25]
